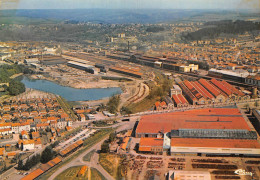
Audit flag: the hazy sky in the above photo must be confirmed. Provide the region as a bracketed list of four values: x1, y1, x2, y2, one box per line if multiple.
[0, 0, 259, 10]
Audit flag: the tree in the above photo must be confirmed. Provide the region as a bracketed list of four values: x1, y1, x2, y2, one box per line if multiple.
[107, 95, 120, 114]
[97, 103, 106, 112]
[255, 101, 259, 107]
[8, 80, 25, 96]
[120, 106, 132, 115]
[100, 141, 110, 153]
[17, 160, 24, 170]
[41, 146, 55, 163]
[109, 132, 116, 143]
[24, 158, 30, 171]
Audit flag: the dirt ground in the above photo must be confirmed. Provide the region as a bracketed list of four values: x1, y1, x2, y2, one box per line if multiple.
[120, 152, 260, 180]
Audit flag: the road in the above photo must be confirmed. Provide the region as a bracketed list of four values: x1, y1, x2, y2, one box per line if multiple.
[48, 133, 113, 180]
[47, 120, 136, 180]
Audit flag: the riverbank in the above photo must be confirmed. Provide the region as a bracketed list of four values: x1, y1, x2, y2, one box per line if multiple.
[21, 76, 122, 101]
[29, 74, 123, 89]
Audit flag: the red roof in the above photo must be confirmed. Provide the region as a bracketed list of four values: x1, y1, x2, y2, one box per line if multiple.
[183, 80, 203, 99]
[221, 80, 244, 96]
[139, 138, 163, 152]
[160, 101, 167, 106]
[210, 79, 232, 96]
[178, 82, 197, 101]
[155, 101, 160, 107]
[136, 108, 251, 135]
[21, 169, 44, 180]
[172, 95, 181, 105]
[171, 138, 260, 149]
[193, 81, 214, 100]
[199, 79, 220, 97]
[177, 94, 188, 104]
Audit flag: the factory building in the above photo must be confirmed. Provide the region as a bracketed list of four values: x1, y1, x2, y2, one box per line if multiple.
[40, 56, 67, 66]
[173, 78, 248, 106]
[208, 68, 250, 83]
[24, 58, 39, 64]
[109, 66, 142, 78]
[168, 170, 211, 180]
[67, 61, 95, 74]
[137, 108, 260, 156]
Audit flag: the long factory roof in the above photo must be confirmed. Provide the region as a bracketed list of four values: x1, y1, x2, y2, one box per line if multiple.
[136, 108, 251, 135]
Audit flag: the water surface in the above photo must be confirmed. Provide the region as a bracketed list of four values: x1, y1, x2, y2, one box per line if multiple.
[21, 76, 122, 101]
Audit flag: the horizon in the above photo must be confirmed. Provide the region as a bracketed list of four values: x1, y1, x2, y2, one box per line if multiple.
[0, 0, 259, 10]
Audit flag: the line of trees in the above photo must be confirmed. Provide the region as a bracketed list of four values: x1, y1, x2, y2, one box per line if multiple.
[18, 154, 41, 171]
[100, 131, 116, 153]
[17, 145, 57, 171]
[107, 95, 120, 114]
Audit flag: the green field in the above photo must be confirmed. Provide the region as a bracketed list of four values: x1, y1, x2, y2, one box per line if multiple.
[90, 168, 106, 180]
[99, 153, 124, 180]
[126, 96, 160, 113]
[54, 166, 89, 180]
[83, 150, 95, 162]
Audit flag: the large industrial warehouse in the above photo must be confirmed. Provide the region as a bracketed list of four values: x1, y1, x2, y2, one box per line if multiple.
[67, 61, 95, 74]
[136, 108, 260, 156]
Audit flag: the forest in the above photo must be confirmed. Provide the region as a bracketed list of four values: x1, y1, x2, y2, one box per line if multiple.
[183, 20, 260, 41]
[0, 64, 32, 95]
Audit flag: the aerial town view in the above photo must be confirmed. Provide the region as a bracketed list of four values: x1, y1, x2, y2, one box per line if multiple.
[0, 0, 260, 180]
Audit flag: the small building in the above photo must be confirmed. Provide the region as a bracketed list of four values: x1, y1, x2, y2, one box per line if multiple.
[6, 152, 17, 159]
[34, 138, 42, 149]
[245, 74, 260, 88]
[24, 58, 39, 64]
[139, 138, 164, 154]
[0, 148, 5, 157]
[86, 114, 95, 120]
[20, 140, 35, 151]
[21, 130, 29, 139]
[170, 85, 182, 97]
[168, 170, 211, 180]
[179, 64, 198, 72]
[154, 61, 162, 68]
[78, 114, 86, 122]
[165, 96, 174, 110]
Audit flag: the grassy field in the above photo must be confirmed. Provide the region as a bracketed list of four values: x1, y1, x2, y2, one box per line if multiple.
[83, 150, 95, 162]
[91, 168, 106, 180]
[41, 128, 114, 180]
[127, 96, 160, 113]
[54, 166, 90, 180]
[99, 153, 123, 179]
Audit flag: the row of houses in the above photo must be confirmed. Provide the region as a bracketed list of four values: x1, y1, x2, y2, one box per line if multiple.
[0, 118, 72, 135]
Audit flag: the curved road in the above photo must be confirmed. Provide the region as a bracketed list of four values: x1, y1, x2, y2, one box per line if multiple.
[49, 120, 136, 180]
[49, 134, 114, 180]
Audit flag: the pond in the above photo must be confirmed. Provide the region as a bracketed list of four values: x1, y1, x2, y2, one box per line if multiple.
[21, 76, 122, 101]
